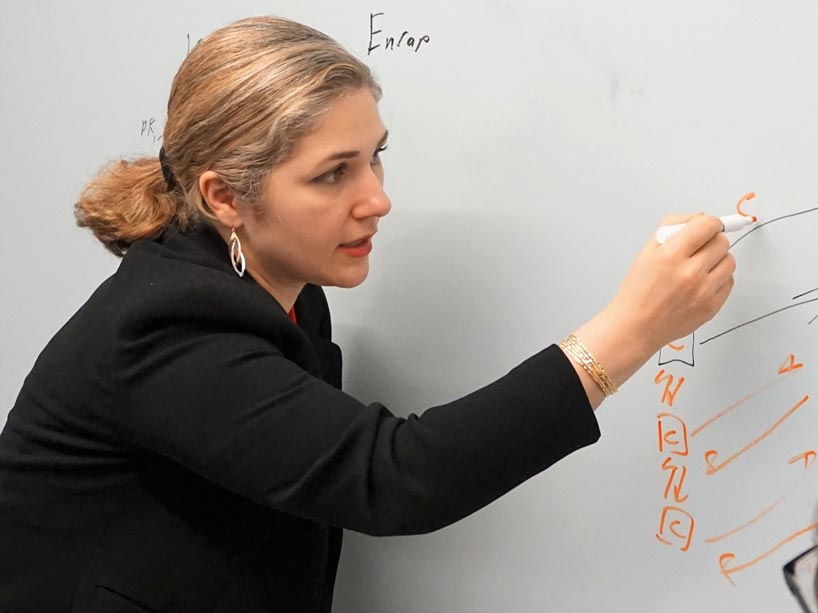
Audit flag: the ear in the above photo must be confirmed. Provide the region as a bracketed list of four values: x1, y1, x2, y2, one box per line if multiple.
[199, 170, 244, 229]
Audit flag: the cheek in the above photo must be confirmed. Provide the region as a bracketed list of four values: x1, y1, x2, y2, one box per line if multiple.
[268, 198, 348, 258]
[304, 212, 347, 247]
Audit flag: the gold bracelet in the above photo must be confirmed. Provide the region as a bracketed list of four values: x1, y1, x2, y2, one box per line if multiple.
[558, 334, 618, 396]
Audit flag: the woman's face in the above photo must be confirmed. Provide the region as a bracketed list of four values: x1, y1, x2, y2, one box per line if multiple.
[238, 88, 391, 305]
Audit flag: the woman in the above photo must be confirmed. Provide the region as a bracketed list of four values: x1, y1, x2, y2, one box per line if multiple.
[0, 16, 734, 612]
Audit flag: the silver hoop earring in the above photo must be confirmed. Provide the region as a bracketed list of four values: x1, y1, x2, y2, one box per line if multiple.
[229, 228, 246, 277]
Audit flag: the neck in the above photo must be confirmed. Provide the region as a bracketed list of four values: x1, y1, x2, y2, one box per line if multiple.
[214, 226, 303, 313]
[247, 270, 303, 314]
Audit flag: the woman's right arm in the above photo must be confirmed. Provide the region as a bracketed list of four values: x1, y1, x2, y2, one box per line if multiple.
[114, 324, 597, 537]
[109, 214, 733, 536]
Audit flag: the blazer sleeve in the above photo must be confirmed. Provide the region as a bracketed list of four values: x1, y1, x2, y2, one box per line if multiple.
[110, 291, 599, 537]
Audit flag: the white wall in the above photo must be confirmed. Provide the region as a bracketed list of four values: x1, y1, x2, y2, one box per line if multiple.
[3, 1, 818, 611]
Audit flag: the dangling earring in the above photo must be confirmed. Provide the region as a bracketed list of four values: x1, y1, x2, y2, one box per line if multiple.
[229, 228, 246, 277]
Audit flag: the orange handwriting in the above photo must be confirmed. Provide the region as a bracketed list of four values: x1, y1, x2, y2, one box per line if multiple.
[718, 521, 818, 585]
[705, 451, 816, 544]
[655, 370, 686, 407]
[789, 450, 817, 472]
[735, 191, 757, 219]
[691, 370, 801, 438]
[704, 395, 810, 475]
[661, 457, 689, 503]
[656, 506, 695, 552]
[778, 354, 804, 374]
[657, 413, 689, 457]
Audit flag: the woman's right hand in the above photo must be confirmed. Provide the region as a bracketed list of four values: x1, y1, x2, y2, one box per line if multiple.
[608, 213, 736, 352]
[565, 213, 736, 409]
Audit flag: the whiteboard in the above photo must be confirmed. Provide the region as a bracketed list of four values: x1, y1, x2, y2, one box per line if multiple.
[2, 1, 818, 611]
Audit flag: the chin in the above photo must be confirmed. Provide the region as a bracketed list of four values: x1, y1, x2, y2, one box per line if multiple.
[332, 275, 369, 289]
[329, 268, 370, 289]
[318, 259, 371, 289]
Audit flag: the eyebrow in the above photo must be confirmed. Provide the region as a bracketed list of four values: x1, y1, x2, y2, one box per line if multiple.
[316, 130, 389, 165]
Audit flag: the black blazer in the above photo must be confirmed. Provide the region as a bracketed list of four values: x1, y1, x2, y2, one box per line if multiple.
[0, 226, 600, 612]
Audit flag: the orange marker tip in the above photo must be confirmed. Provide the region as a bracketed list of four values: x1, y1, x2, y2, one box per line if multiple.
[752, 215, 758, 222]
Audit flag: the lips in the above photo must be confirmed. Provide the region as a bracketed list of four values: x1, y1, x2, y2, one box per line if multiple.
[340, 237, 368, 248]
[338, 234, 374, 257]
[340, 230, 376, 248]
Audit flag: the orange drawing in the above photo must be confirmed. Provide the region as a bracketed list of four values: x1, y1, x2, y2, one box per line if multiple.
[658, 413, 689, 456]
[707, 496, 787, 545]
[778, 353, 804, 374]
[691, 371, 801, 438]
[705, 451, 816, 544]
[718, 521, 818, 586]
[704, 395, 811, 475]
[656, 506, 695, 552]
[789, 450, 817, 472]
[655, 369, 686, 407]
[735, 191, 757, 220]
[661, 457, 689, 503]
[667, 342, 685, 351]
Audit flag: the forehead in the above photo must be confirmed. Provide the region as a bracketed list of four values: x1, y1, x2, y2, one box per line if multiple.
[289, 88, 385, 161]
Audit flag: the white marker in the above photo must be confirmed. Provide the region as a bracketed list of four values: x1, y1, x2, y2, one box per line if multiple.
[655, 214, 758, 244]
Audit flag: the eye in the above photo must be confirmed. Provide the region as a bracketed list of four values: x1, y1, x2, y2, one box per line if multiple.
[313, 163, 347, 185]
[371, 144, 388, 166]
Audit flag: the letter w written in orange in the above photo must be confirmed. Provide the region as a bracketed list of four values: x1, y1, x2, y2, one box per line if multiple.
[655, 369, 686, 407]
[661, 456, 689, 503]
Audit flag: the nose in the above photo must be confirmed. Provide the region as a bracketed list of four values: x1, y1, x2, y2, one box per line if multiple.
[352, 168, 392, 220]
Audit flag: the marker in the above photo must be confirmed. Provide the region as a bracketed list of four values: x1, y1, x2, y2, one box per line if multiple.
[655, 214, 758, 244]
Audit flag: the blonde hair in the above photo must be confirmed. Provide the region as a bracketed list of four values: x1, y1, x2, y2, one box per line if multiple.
[75, 16, 381, 256]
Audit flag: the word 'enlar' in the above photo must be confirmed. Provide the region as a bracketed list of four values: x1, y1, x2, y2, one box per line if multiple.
[368, 13, 430, 55]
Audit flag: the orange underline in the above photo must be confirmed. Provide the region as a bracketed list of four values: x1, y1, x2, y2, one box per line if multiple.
[706, 455, 815, 543]
[720, 521, 818, 578]
[706, 395, 810, 475]
[691, 373, 796, 438]
[706, 494, 788, 544]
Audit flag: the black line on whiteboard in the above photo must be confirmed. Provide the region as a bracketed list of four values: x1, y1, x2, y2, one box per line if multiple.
[809, 313, 818, 325]
[729, 206, 818, 249]
[658, 333, 695, 367]
[699, 297, 818, 345]
[793, 287, 818, 300]
[658, 356, 696, 367]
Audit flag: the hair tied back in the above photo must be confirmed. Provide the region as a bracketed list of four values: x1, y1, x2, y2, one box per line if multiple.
[158, 147, 178, 191]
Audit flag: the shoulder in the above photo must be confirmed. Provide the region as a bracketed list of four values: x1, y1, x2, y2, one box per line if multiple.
[106, 229, 306, 360]
[112, 228, 342, 381]
[117, 227, 285, 323]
